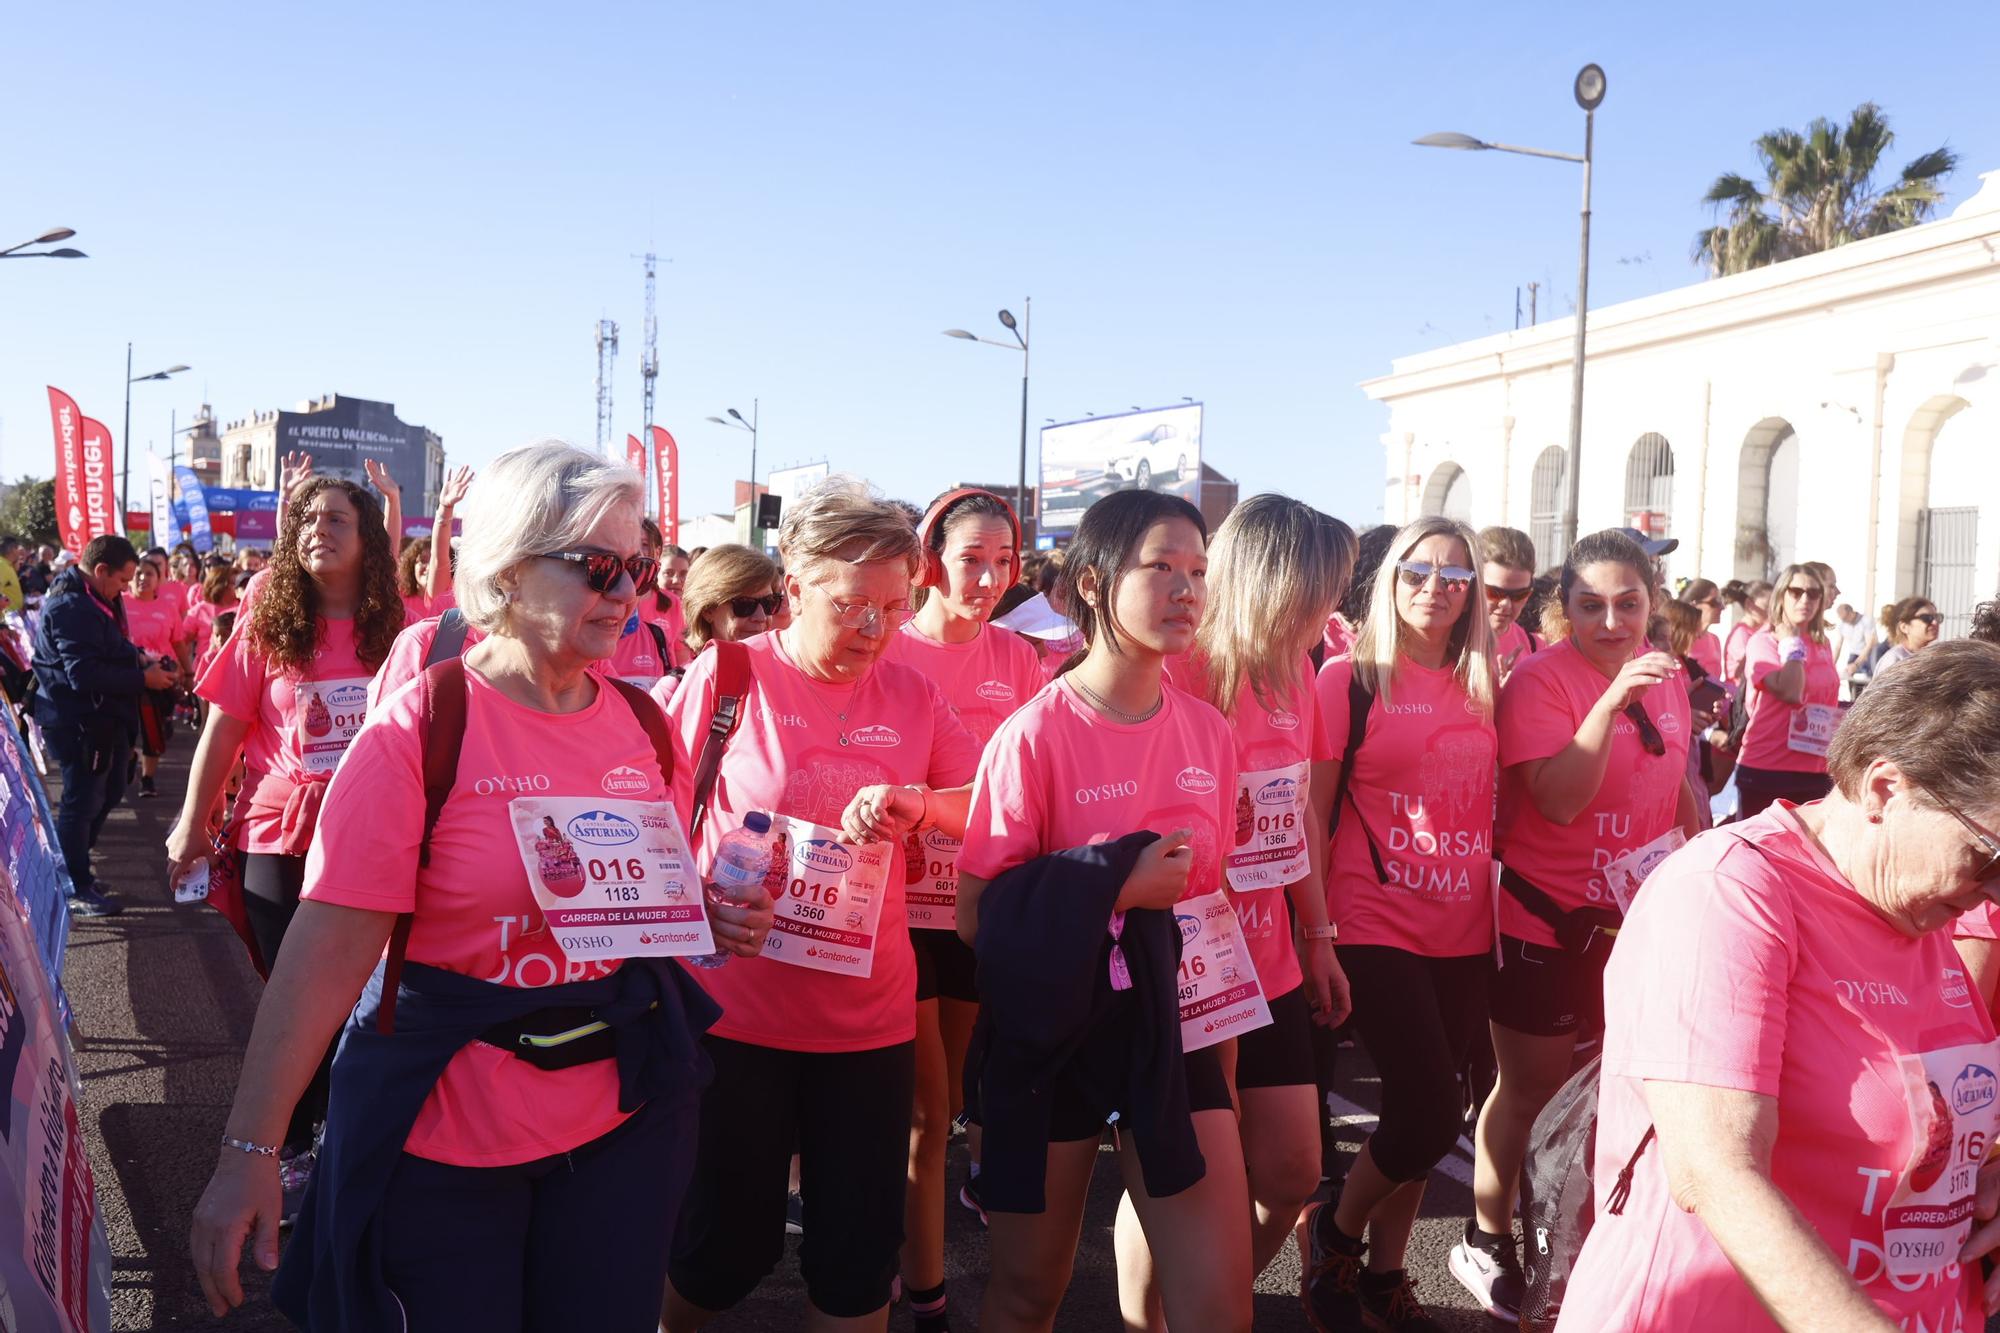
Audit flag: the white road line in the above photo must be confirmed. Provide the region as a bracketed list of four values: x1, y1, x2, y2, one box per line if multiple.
[1323, 1092, 1475, 1187]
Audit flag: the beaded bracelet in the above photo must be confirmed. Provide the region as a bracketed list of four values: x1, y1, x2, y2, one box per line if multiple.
[221, 1135, 279, 1157]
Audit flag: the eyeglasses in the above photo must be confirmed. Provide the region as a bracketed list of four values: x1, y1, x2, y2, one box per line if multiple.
[728, 594, 784, 618]
[1484, 584, 1533, 604]
[1397, 561, 1475, 592]
[1932, 797, 2000, 884]
[1914, 612, 1943, 626]
[826, 594, 915, 633]
[1622, 702, 1666, 757]
[539, 550, 659, 594]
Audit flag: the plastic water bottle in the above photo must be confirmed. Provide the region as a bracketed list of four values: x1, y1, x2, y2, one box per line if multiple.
[691, 811, 776, 969]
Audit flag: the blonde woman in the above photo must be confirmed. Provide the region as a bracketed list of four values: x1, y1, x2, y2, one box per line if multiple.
[1298, 516, 1498, 1332]
[1735, 562, 1839, 817]
[1159, 496, 1356, 1312]
[678, 545, 782, 653]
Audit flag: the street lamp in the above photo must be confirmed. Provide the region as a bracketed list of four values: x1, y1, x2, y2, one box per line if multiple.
[943, 298, 1031, 529]
[122, 345, 191, 535]
[0, 227, 86, 260]
[1417, 63, 1604, 551]
[707, 401, 761, 544]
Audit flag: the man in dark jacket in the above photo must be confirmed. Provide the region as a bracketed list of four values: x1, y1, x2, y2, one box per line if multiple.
[31, 535, 176, 917]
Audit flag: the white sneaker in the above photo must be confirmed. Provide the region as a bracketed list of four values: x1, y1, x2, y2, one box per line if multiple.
[1448, 1234, 1524, 1323]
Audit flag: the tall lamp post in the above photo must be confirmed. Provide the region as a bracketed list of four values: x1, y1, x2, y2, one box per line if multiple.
[1417, 64, 1604, 551]
[706, 401, 760, 544]
[122, 347, 191, 536]
[0, 227, 85, 261]
[944, 298, 1031, 531]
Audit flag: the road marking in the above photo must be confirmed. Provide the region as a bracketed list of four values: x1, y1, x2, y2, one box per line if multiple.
[1323, 1092, 1475, 1187]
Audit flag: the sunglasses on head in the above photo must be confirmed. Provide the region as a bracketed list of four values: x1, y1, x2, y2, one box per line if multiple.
[1397, 561, 1475, 592]
[540, 550, 659, 594]
[728, 593, 784, 618]
[1484, 583, 1533, 604]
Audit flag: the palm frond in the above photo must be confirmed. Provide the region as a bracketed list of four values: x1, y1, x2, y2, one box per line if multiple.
[1900, 146, 1959, 185]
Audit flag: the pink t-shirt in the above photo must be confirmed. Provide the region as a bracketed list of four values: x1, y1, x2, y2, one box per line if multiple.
[1314, 655, 1496, 958]
[1560, 805, 1999, 1333]
[1492, 620, 1538, 669]
[961, 677, 1237, 913]
[183, 599, 237, 656]
[1323, 615, 1355, 660]
[1169, 654, 1335, 1000]
[1954, 901, 2000, 942]
[303, 669, 691, 1167]
[369, 614, 667, 708]
[882, 622, 1045, 747]
[124, 594, 185, 658]
[664, 632, 981, 1052]
[1742, 630, 1841, 773]
[1690, 628, 1724, 681]
[606, 614, 675, 688]
[1723, 620, 1756, 684]
[637, 593, 689, 663]
[1495, 639, 1691, 946]
[182, 581, 207, 615]
[400, 589, 456, 625]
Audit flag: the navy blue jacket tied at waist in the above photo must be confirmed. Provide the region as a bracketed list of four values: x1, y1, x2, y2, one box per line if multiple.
[970, 830, 1202, 1213]
[273, 955, 721, 1332]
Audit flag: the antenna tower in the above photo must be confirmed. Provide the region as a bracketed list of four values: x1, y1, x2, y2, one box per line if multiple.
[594, 318, 620, 456]
[638, 255, 659, 515]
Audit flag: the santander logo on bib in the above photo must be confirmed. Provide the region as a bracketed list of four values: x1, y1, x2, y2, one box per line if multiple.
[1175, 766, 1218, 796]
[601, 766, 650, 795]
[848, 724, 902, 749]
[975, 680, 1015, 703]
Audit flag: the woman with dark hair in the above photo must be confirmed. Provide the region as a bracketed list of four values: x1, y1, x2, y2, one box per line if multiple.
[1720, 578, 1771, 685]
[125, 555, 193, 797]
[957, 489, 1252, 1333]
[1325, 523, 1397, 657]
[1873, 595, 1942, 676]
[1680, 577, 1726, 680]
[1735, 563, 1839, 818]
[167, 476, 404, 1219]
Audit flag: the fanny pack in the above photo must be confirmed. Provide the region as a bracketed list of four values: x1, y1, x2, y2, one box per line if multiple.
[475, 1002, 658, 1071]
[1499, 865, 1621, 958]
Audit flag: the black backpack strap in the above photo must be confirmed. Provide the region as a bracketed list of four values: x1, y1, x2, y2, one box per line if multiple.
[606, 676, 678, 786]
[689, 639, 753, 844]
[423, 607, 471, 668]
[645, 619, 670, 668]
[1326, 672, 1373, 840]
[379, 656, 469, 1035]
[1499, 864, 1622, 956]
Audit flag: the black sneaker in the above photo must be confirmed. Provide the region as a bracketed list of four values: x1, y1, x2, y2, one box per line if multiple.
[1448, 1224, 1524, 1322]
[957, 1173, 987, 1227]
[66, 886, 124, 918]
[139, 776, 158, 798]
[1296, 1200, 1366, 1332]
[784, 1190, 804, 1235]
[1358, 1269, 1447, 1332]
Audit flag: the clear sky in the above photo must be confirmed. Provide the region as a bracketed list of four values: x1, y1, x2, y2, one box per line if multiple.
[2, 1, 1993, 531]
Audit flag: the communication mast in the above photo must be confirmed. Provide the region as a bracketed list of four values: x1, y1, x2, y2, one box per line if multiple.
[593, 318, 619, 457]
[638, 254, 659, 515]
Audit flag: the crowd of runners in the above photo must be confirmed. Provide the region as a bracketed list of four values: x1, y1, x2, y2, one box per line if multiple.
[10, 436, 2000, 1332]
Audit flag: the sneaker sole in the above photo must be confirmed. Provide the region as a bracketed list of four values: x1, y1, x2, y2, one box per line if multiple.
[956, 1184, 987, 1227]
[1446, 1243, 1521, 1324]
[1294, 1203, 1345, 1333]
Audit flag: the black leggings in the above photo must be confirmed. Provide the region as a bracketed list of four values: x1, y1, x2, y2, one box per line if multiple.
[241, 852, 330, 1153]
[1735, 765, 1832, 820]
[1337, 944, 1490, 1183]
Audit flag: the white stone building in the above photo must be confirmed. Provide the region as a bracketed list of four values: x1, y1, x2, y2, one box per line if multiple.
[1363, 168, 2000, 634]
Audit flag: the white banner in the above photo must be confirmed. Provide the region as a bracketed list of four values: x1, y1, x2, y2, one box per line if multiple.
[146, 453, 175, 545]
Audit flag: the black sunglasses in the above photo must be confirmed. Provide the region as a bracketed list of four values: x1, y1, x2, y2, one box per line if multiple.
[1623, 702, 1666, 757]
[540, 550, 658, 594]
[1914, 612, 1943, 626]
[728, 594, 784, 618]
[1484, 584, 1533, 604]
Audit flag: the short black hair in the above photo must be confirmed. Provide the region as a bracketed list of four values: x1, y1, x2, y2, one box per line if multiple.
[1339, 525, 1399, 626]
[81, 535, 139, 573]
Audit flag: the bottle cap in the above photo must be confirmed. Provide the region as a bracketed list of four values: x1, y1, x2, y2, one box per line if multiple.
[743, 811, 772, 834]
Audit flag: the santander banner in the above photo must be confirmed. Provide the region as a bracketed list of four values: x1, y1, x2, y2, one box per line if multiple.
[79, 418, 122, 540]
[625, 434, 647, 496]
[46, 388, 86, 554]
[649, 426, 679, 544]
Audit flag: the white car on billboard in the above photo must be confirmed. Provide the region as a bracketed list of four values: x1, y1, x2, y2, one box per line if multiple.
[1104, 421, 1193, 490]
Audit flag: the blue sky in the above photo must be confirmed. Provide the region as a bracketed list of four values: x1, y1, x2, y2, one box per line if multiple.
[2, 1, 1993, 529]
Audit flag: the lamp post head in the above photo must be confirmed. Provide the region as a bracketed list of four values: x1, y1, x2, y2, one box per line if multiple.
[34, 227, 76, 244]
[943, 329, 976, 340]
[705, 416, 729, 426]
[1574, 64, 1606, 111]
[165, 364, 191, 376]
[727, 408, 748, 426]
[997, 309, 1018, 331]
[1414, 132, 1489, 151]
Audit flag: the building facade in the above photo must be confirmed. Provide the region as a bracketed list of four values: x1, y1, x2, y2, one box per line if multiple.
[1364, 168, 2000, 634]
[221, 394, 444, 522]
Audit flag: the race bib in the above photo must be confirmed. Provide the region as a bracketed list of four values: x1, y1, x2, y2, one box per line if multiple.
[1788, 702, 1838, 757]
[295, 677, 371, 775]
[1174, 890, 1273, 1053]
[1880, 1041, 2000, 1278]
[759, 814, 890, 977]
[903, 827, 961, 930]
[1225, 762, 1311, 893]
[1603, 828, 1687, 915]
[507, 796, 713, 961]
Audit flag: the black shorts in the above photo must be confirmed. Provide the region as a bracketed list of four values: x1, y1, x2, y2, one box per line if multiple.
[1487, 934, 1606, 1038]
[1233, 984, 1316, 1090]
[912, 926, 977, 1003]
[1046, 1043, 1232, 1141]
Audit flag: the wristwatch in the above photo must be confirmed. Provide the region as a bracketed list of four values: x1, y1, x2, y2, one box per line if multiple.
[1302, 924, 1338, 942]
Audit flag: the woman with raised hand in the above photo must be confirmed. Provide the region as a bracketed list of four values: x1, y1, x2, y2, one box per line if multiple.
[1453, 530, 1697, 1321]
[168, 477, 405, 1223]
[1298, 515, 1498, 1333]
[189, 441, 769, 1331]
[958, 489, 1252, 1333]
[1735, 563, 1840, 818]
[661, 477, 981, 1333]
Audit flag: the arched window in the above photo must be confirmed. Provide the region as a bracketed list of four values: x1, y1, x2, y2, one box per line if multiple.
[1421, 462, 1472, 523]
[1529, 446, 1566, 570]
[1623, 433, 1673, 540]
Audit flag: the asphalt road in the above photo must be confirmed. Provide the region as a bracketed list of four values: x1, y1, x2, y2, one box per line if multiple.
[66, 745, 1497, 1331]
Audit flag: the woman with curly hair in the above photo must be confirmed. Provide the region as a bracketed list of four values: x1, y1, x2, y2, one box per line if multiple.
[166, 476, 403, 1221]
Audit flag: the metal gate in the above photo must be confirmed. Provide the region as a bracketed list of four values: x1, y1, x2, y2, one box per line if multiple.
[1918, 505, 1979, 638]
[1528, 447, 1565, 570]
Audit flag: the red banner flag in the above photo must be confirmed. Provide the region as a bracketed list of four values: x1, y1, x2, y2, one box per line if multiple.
[624, 433, 647, 500]
[79, 418, 122, 540]
[649, 426, 679, 545]
[47, 388, 87, 553]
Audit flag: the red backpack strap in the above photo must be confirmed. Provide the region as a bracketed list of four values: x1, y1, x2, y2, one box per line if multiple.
[689, 639, 753, 843]
[606, 677, 678, 786]
[378, 656, 469, 1035]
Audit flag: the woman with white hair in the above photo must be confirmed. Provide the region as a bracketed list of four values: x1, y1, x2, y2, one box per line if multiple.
[661, 476, 982, 1332]
[189, 441, 774, 1332]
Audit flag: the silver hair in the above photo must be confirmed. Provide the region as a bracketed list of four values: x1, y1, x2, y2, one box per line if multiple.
[776, 474, 921, 586]
[454, 440, 643, 633]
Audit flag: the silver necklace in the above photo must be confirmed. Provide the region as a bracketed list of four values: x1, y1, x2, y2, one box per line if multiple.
[803, 674, 862, 744]
[1071, 675, 1162, 725]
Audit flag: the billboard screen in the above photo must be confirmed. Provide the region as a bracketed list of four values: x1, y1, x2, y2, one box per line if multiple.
[765, 461, 830, 508]
[1038, 404, 1201, 533]
[275, 397, 430, 514]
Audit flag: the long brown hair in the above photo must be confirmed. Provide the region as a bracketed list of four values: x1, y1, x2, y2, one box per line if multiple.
[245, 477, 403, 673]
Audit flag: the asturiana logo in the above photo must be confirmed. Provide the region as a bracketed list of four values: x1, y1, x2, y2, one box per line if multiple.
[975, 680, 1015, 703]
[1175, 914, 1201, 947]
[601, 766, 650, 795]
[1954, 1062, 1998, 1115]
[1267, 709, 1300, 731]
[328, 683, 369, 710]
[849, 724, 902, 749]
[1943, 966, 1974, 1009]
[566, 810, 640, 846]
[802, 839, 854, 875]
[1255, 776, 1296, 808]
[1175, 766, 1218, 795]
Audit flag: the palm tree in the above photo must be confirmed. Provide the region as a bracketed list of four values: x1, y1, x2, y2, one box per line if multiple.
[1694, 103, 1958, 276]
